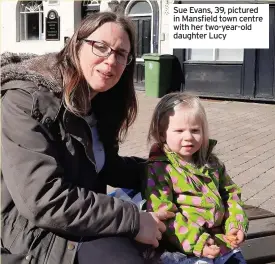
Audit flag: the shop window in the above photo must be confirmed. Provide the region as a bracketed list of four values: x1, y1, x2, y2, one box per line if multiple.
[82, 1, 100, 18]
[82, 1, 101, 6]
[128, 0, 151, 14]
[18, 1, 44, 41]
[186, 49, 244, 62]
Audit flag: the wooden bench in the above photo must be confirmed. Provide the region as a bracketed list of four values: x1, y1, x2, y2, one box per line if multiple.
[241, 205, 275, 264]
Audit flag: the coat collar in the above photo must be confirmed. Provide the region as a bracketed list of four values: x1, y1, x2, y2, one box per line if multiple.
[148, 139, 218, 178]
[1, 52, 63, 94]
[148, 139, 217, 161]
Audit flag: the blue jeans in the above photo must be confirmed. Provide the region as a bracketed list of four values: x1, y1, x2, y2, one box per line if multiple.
[221, 252, 247, 264]
[160, 251, 247, 264]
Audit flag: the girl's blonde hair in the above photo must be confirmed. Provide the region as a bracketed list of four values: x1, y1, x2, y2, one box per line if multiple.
[148, 92, 210, 167]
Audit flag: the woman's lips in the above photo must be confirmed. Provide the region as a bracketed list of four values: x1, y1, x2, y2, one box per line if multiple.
[97, 70, 113, 79]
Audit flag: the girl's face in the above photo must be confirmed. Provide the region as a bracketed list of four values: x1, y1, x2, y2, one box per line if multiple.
[164, 107, 203, 163]
[78, 22, 131, 97]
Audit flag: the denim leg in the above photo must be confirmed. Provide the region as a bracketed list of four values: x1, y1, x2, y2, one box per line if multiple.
[160, 251, 189, 264]
[160, 252, 214, 264]
[224, 252, 247, 264]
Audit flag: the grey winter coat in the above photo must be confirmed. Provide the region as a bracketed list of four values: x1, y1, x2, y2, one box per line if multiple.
[1, 52, 144, 264]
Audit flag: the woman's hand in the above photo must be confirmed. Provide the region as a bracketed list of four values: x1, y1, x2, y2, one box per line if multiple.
[202, 238, 220, 259]
[134, 211, 175, 248]
[224, 228, 245, 248]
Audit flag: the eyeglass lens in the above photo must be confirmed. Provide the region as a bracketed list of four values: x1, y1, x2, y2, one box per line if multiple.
[92, 41, 132, 65]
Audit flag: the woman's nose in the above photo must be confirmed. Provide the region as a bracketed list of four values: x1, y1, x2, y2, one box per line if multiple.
[105, 52, 117, 66]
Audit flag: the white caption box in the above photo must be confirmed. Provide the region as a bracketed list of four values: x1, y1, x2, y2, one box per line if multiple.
[169, 4, 269, 49]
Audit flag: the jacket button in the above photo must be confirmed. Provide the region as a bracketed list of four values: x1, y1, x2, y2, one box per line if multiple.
[45, 117, 52, 124]
[44, 117, 53, 128]
[67, 243, 75, 251]
[33, 109, 41, 120]
[33, 109, 40, 116]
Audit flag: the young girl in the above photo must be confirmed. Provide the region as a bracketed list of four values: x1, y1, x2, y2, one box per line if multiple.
[145, 93, 249, 264]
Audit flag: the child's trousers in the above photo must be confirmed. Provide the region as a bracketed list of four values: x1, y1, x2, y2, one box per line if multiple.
[160, 250, 247, 264]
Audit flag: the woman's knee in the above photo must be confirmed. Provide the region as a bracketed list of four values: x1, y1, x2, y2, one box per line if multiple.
[77, 237, 145, 264]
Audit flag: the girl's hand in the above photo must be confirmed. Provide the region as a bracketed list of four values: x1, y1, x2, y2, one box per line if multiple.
[202, 238, 220, 259]
[224, 228, 245, 248]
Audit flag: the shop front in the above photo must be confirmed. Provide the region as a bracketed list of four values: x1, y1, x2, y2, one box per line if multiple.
[173, 4, 275, 102]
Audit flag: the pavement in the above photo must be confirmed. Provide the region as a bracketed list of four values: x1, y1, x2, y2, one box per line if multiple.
[117, 91, 275, 213]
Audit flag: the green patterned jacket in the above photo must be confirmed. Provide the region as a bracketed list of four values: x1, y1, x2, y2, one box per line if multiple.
[145, 140, 249, 257]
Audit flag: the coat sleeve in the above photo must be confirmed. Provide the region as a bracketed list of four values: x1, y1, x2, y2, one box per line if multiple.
[145, 162, 211, 257]
[218, 165, 249, 234]
[1, 88, 140, 238]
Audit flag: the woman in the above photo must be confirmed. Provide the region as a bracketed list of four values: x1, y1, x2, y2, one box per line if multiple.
[1, 12, 173, 264]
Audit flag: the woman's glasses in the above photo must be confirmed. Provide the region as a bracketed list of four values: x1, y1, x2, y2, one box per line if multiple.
[83, 39, 133, 66]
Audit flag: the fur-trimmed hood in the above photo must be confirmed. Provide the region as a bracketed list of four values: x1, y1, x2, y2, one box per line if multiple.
[1, 52, 63, 93]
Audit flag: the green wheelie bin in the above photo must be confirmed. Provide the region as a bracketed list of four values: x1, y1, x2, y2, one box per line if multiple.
[142, 53, 174, 98]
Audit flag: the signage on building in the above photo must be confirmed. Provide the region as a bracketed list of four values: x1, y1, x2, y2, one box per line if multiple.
[46, 10, 60, 41]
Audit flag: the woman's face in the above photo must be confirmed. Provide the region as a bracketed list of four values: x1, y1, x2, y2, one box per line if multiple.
[78, 22, 131, 96]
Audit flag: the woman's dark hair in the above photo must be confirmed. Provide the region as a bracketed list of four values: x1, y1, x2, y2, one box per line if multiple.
[57, 11, 137, 144]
